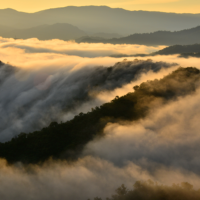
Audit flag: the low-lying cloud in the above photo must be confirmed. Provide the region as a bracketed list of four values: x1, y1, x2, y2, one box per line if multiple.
[0, 58, 177, 142]
[84, 86, 200, 175]
[0, 156, 200, 200]
[1, 37, 200, 199]
[1, 69, 200, 199]
[0, 37, 165, 59]
[0, 37, 179, 142]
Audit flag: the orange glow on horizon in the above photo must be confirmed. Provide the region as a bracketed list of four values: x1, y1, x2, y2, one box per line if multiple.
[0, 0, 199, 14]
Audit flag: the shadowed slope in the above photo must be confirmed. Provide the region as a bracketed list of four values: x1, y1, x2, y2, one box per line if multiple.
[0, 59, 175, 142]
[0, 66, 199, 164]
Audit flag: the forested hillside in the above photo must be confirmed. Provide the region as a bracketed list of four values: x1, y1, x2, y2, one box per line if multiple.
[0, 66, 199, 164]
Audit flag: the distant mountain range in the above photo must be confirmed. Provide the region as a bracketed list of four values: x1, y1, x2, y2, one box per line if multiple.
[90, 32, 122, 39]
[1, 6, 200, 36]
[153, 44, 200, 55]
[1, 23, 200, 46]
[0, 23, 123, 40]
[152, 44, 200, 58]
[109, 44, 200, 58]
[0, 23, 87, 40]
[77, 26, 200, 45]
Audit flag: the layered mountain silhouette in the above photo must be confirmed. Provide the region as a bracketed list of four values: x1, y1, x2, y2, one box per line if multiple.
[110, 44, 200, 58]
[1, 6, 200, 36]
[0, 23, 87, 40]
[90, 32, 122, 39]
[1, 23, 200, 44]
[0, 23, 123, 40]
[152, 44, 200, 58]
[77, 26, 200, 45]
[154, 44, 200, 55]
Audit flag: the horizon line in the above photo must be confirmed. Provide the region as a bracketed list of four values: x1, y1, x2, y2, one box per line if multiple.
[0, 5, 200, 15]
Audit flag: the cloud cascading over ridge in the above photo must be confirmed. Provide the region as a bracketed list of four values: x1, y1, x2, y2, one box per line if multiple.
[0, 58, 177, 142]
[83, 67, 200, 176]
[84, 88, 200, 174]
[0, 37, 178, 142]
[1, 37, 200, 200]
[2, 78, 200, 199]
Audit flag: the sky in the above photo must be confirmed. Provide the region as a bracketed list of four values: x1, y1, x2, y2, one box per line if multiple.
[0, 0, 199, 13]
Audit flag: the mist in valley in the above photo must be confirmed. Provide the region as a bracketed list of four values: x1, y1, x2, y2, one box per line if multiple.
[0, 5, 200, 198]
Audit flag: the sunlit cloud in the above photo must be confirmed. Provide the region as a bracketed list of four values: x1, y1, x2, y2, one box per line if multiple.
[0, 36, 200, 199]
[0, 37, 200, 142]
[0, 37, 165, 62]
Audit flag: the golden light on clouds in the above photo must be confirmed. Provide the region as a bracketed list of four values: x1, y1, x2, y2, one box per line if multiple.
[0, 37, 165, 69]
[0, 0, 199, 13]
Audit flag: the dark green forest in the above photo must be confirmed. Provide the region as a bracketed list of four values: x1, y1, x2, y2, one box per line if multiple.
[0, 67, 199, 164]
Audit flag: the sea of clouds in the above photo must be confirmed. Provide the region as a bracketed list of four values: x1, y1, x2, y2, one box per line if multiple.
[1, 37, 200, 200]
[0, 37, 176, 141]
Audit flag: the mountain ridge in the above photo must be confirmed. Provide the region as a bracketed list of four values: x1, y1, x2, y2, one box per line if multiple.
[1, 6, 200, 35]
[77, 26, 200, 45]
[0, 23, 87, 40]
[0, 61, 199, 164]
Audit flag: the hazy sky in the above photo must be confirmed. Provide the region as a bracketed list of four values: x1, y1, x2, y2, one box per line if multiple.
[0, 0, 199, 13]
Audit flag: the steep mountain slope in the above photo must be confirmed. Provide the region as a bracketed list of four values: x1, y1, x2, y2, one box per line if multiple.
[0, 66, 199, 164]
[0, 59, 175, 142]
